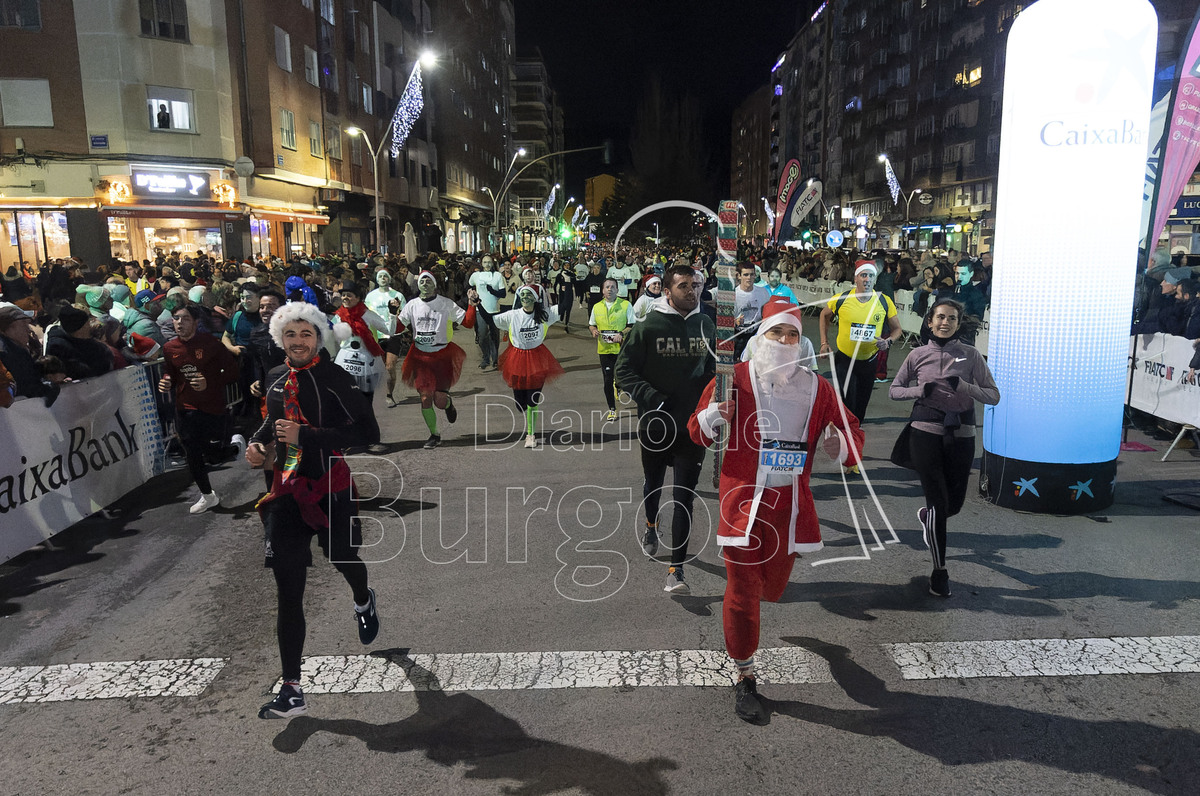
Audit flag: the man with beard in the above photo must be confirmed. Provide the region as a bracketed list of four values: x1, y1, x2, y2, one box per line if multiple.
[395, 270, 476, 448]
[615, 265, 714, 593]
[689, 300, 863, 724]
[247, 301, 381, 719]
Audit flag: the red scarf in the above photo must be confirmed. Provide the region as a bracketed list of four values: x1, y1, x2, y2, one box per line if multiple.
[335, 302, 385, 358]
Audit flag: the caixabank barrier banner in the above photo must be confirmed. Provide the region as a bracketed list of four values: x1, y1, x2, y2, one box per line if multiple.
[0, 366, 165, 563]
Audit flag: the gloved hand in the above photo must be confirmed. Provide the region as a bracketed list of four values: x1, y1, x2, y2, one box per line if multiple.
[922, 382, 936, 398]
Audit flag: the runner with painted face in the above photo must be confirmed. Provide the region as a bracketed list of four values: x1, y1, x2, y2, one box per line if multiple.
[493, 285, 564, 448]
[394, 270, 476, 448]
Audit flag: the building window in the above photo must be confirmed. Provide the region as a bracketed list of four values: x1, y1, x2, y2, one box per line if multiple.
[0, 0, 40, 29]
[349, 134, 361, 166]
[319, 0, 334, 25]
[346, 63, 358, 111]
[145, 85, 193, 132]
[359, 21, 369, 54]
[0, 78, 52, 127]
[956, 61, 983, 88]
[139, 0, 188, 42]
[309, 120, 322, 157]
[280, 108, 296, 150]
[274, 27, 291, 72]
[301, 0, 312, 8]
[326, 122, 342, 160]
[304, 46, 318, 85]
[420, 164, 428, 187]
[362, 82, 373, 114]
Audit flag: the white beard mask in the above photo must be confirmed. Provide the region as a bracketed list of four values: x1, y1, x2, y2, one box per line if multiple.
[752, 336, 803, 390]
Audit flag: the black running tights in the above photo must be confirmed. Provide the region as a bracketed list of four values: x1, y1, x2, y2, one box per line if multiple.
[272, 559, 370, 682]
[908, 428, 975, 569]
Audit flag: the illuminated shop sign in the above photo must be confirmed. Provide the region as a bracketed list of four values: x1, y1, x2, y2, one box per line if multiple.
[130, 169, 212, 201]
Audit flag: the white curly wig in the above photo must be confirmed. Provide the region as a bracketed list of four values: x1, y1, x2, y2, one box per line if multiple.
[270, 300, 329, 349]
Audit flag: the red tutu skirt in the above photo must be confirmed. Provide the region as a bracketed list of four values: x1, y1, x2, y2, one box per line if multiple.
[498, 343, 565, 390]
[401, 343, 466, 393]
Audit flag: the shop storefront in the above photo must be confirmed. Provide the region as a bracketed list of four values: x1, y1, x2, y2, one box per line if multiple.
[247, 209, 329, 260]
[0, 209, 72, 273]
[97, 167, 242, 262]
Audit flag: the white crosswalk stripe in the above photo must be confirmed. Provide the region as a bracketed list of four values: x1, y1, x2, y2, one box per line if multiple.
[886, 636, 1200, 680]
[0, 658, 227, 704]
[287, 647, 832, 693]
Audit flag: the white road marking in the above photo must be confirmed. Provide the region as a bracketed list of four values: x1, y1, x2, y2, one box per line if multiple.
[283, 647, 833, 694]
[0, 658, 227, 704]
[886, 636, 1200, 680]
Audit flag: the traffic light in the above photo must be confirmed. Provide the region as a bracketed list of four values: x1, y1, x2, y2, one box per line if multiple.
[801, 226, 813, 241]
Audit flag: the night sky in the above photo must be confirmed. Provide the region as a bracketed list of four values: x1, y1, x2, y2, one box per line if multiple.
[516, 0, 818, 199]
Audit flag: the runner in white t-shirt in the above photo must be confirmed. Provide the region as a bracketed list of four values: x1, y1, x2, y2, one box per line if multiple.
[468, 256, 505, 370]
[494, 285, 564, 448]
[395, 270, 476, 449]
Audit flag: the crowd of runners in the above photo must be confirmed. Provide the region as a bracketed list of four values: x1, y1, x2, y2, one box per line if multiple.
[0, 241, 1008, 723]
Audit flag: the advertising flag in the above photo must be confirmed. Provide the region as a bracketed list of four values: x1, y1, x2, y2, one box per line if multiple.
[772, 159, 801, 243]
[1146, 4, 1200, 249]
[788, 180, 823, 231]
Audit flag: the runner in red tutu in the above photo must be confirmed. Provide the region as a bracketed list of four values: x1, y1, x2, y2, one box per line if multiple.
[395, 270, 475, 449]
[495, 285, 564, 448]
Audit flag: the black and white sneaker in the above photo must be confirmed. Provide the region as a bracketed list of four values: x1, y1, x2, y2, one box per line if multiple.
[664, 567, 689, 594]
[734, 677, 768, 724]
[444, 396, 458, 424]
[259, 683, 307, 719]
[356, 587, 379, 644]
[929, 568, 952, 598]
[423, 434, 441, 449]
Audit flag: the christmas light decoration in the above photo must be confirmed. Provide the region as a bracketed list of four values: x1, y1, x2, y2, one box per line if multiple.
[389, 63, 425, 159]
[883, 156, 901, 205]
[580, 211, 589, 228]
[762, 197, 775, 229]
[542, 185, 557, 222]
[571, 205, 584, 225]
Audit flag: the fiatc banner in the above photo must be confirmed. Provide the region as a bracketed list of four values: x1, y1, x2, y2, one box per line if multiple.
[0, 366, 165, 563]
[1146, 3, 1200, 249]
[772, 159, 802, 243]
[1127, 333, 1200, 427]
[982, 0, 1156, 514]
[787, 180, 823, 238]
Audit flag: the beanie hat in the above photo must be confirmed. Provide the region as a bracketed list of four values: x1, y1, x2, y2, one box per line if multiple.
[59, 305, 90, 333]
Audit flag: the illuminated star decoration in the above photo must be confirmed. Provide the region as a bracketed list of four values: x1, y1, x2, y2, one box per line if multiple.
[1068, 479, 1094, 500]
[762, 197, 776, 230]
[1012, 477, 1040, 498]
[542, 185, 557, 223]
[883, 158, 901, 205]
[389, 63, 425, 159]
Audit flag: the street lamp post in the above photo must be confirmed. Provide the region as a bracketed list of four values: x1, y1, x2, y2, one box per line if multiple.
[346, 51, 435, 258]
[484, 147, 526, 255]
[346, 127, 387, 256]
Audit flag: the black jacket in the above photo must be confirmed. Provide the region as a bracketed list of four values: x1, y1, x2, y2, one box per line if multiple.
[0, 334, 54, 399]
[45, 326, 114, 380]
[252, 356, 379, 477]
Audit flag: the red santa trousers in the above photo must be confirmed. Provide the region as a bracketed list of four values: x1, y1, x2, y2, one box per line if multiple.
[722, 489, 799, 662]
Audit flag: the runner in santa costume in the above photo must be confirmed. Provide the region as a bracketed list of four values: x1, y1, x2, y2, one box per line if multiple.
[395, 270, 475, 449]
[688, 299, 865, 725]
[631, 274, 664, 322]
[494, 285, 565, 448]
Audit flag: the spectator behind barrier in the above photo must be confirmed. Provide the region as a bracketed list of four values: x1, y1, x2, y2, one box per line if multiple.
[45, 306, 114, 380]
[0, 303, 60, 406]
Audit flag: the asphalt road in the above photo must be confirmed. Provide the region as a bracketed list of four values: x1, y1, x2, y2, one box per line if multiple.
[2, 319, 1198, 796]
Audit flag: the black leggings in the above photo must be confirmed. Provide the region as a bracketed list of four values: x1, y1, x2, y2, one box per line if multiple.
[641, 447, 704, 567]
[558, 295, 573, 326]
[513, 387, 544, 412]
[833, 351, 878, 423]
[599, 353, 618, 410]
[908, 428, 975, 569]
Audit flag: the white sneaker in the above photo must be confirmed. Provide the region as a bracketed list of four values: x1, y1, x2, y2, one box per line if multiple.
[524, 434, 538, 449]
[189, 492, 220, 514]
[231, 434, 247, 459]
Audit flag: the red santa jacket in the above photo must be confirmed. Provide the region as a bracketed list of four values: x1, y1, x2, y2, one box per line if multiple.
[688, 360, 864, 553]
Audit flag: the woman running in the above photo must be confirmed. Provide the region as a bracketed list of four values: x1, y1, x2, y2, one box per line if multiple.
[889, 297, 999, 598]
[494, 285, 564, 449]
